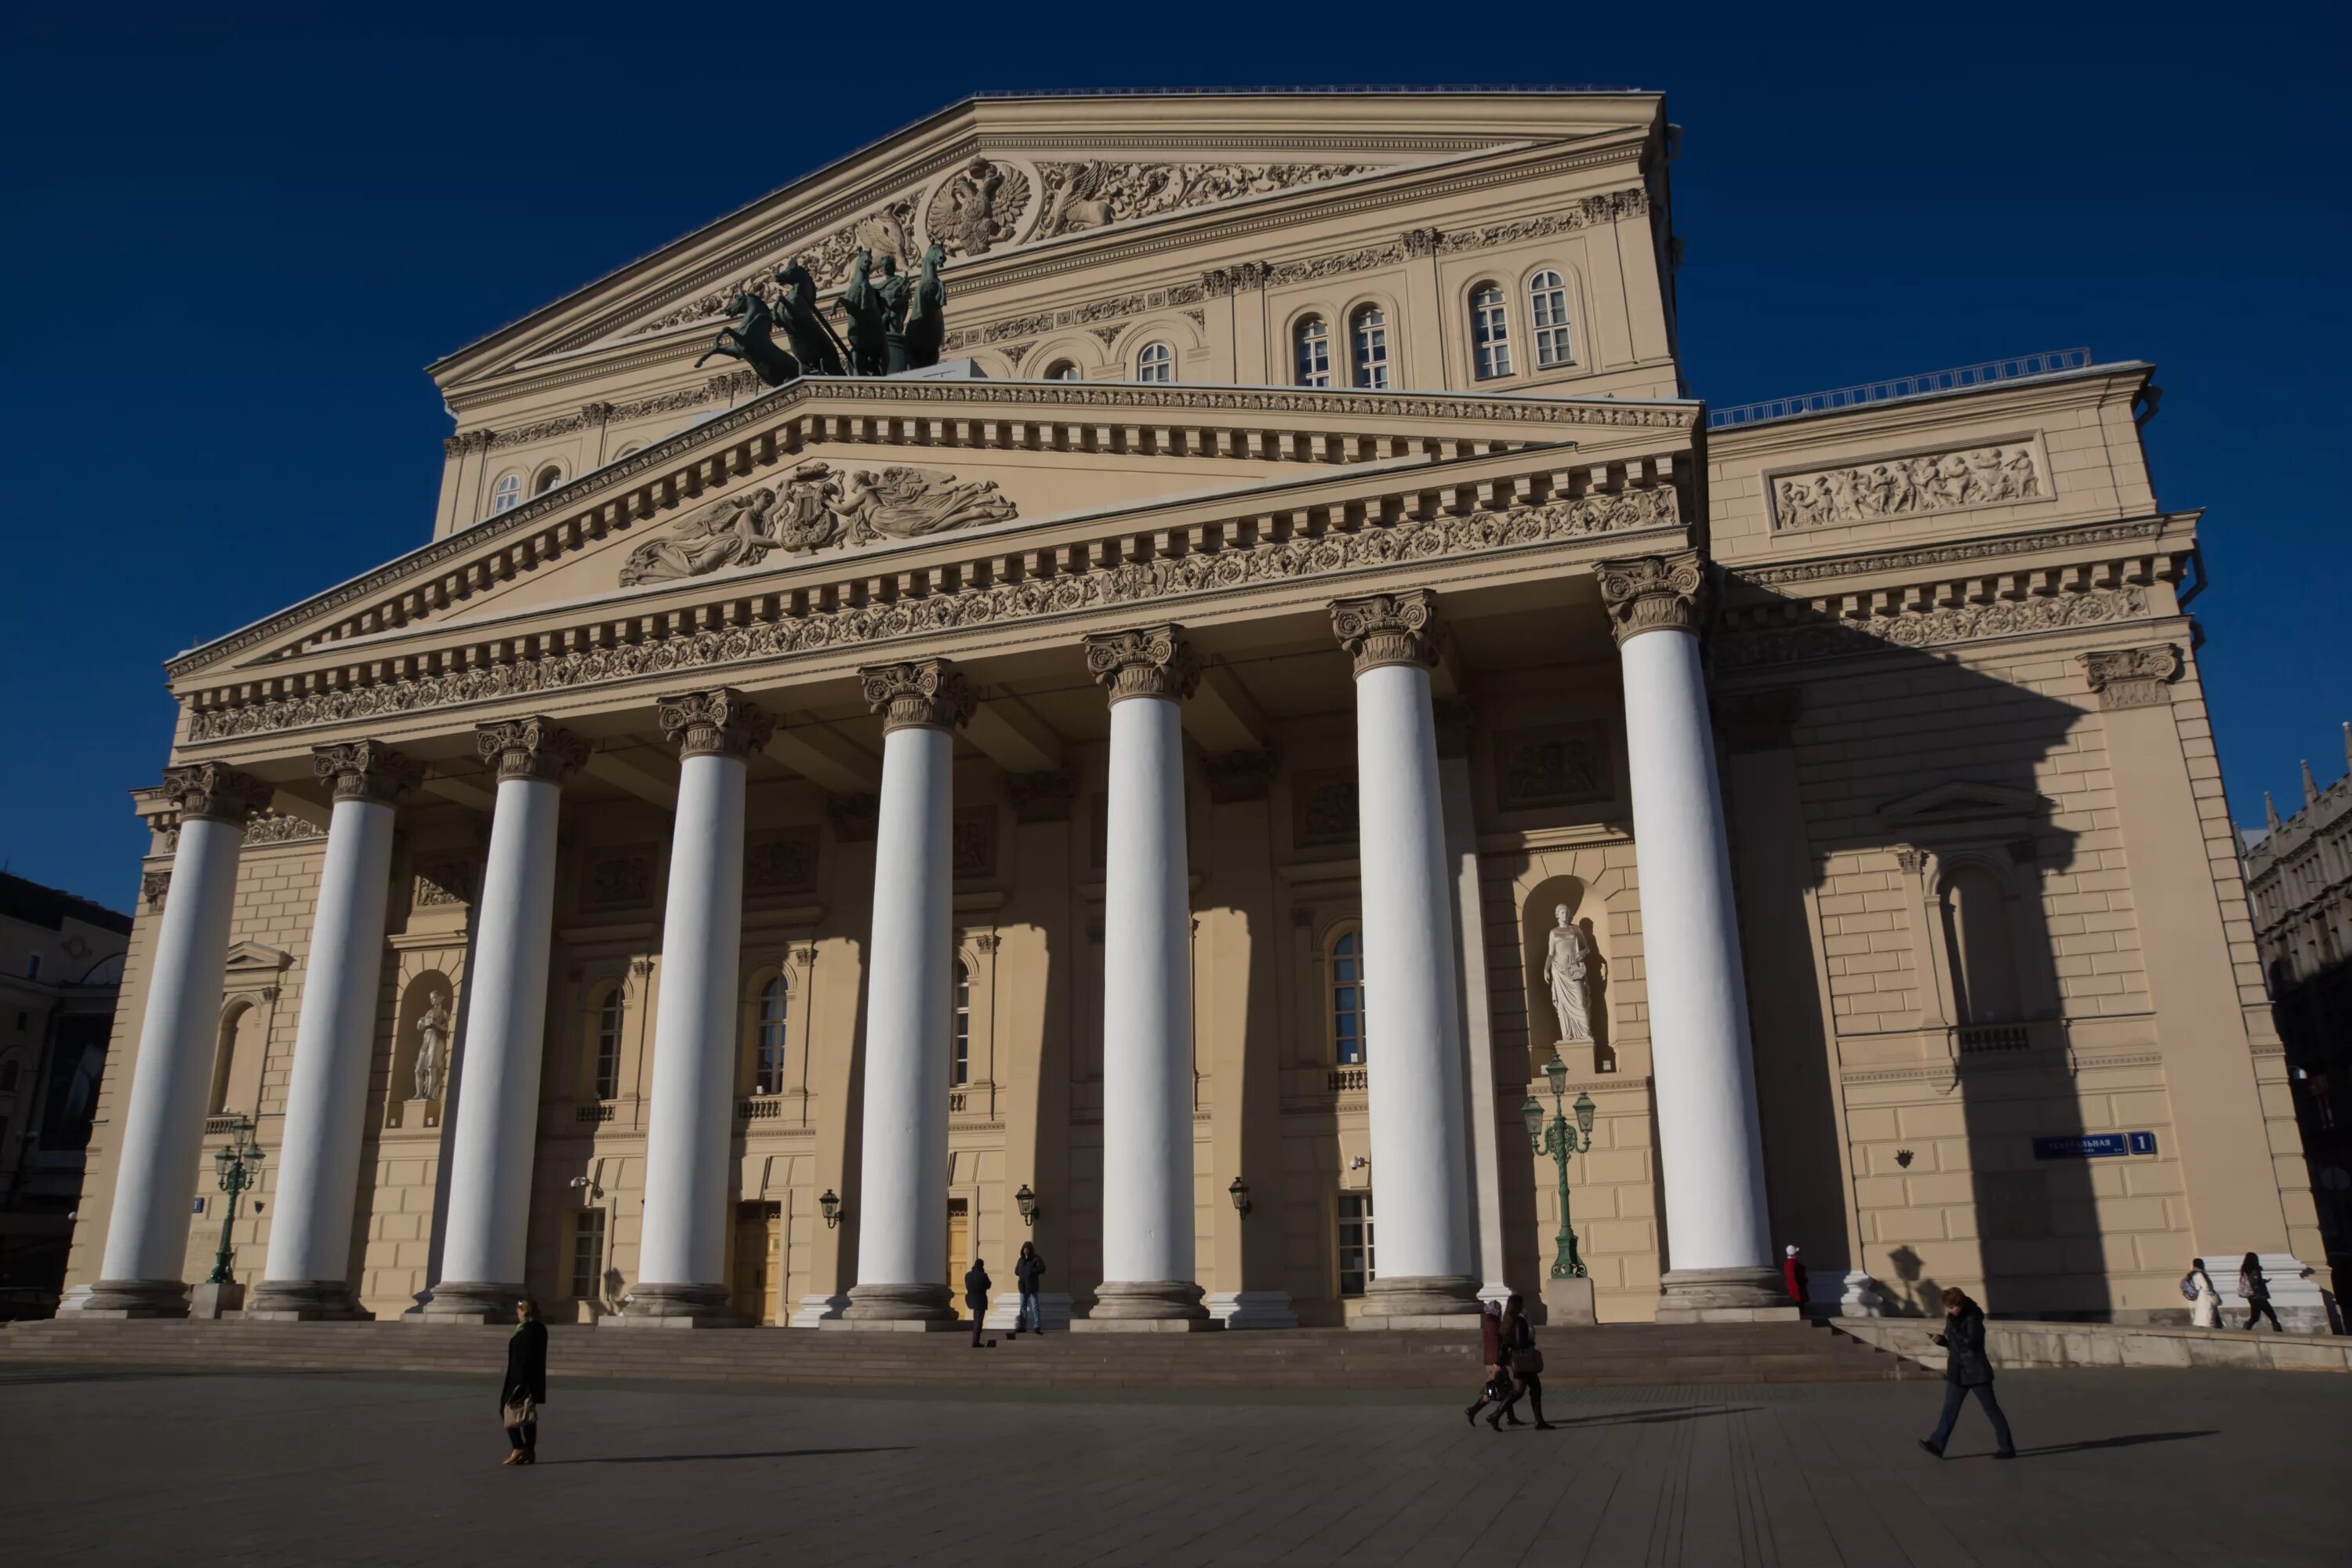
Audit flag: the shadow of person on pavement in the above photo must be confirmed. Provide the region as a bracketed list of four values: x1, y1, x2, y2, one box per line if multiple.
[1989, 1431, 2217, 1458]
[544, 1446, 916, 1465]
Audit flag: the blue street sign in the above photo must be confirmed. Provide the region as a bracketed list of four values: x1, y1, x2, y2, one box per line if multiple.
[191, 1198, 206, 1213]
[2034, 1132, 2158, 1160]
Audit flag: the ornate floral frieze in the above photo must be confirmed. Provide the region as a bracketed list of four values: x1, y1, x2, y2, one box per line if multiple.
[745, 828, 818, 893]
[863, 659, 976, 734]
[2079, 643, 2182, 710]
[159, 762, 273, 826]
[413, 858, 477, 907]
[619, 463, 1017, 587]
[1737, 517, 2169, 590]
[1028, 161, 1380, 241]
[1432, 189, 1650, 254]
[1203, 750, 1279, 804]
[183, 485, 1682, 741]
[314, 739, 421, 804]
[1769, 438, 2048, 532]
[1265, 243, 1405, 285]
[242, 811, 326, 846]
[1083, 624, 1202, 704]
[476, 717, 589, 783]
[1713, 586, 2151, 670]
[659, 688, 775, 759]
[141, 871, 171, 912]
[1330, 589, 1441, 674]
[926, 158, 1032, 259]
[938, 282, 1209, 355]
[1595, 550, 1709, 644]
[1007, 768, 1076, 824]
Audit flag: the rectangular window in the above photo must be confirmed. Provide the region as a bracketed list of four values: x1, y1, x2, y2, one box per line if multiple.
[571, 1208, 607, 1300]
[24, 956, 40, 980]
[952, 963, 971, 1087]
[1337, 1194, 1374, 1298]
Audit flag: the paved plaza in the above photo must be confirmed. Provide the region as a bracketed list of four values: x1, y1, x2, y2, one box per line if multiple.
[2, 1363, 2346, 1566]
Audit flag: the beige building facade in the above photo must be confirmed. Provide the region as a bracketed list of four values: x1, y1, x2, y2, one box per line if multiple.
[59, 90, 2328, 1332]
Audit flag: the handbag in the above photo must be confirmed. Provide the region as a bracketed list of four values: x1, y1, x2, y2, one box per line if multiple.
[1514, 1348, 1545, 1376]
[503, 1396, 536, 1430]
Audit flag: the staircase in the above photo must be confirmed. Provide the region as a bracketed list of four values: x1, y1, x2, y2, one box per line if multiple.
[1, 1317, 1918, 1390]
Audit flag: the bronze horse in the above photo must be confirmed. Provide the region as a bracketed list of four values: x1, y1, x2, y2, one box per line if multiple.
[694, 291, 802, 387]
[902, 241, 947, 369]
[837, 249, 888, 376]
[774, 262, 847, 376]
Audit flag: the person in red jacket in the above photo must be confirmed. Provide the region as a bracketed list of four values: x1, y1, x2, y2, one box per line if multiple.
[1464, 1300, 1520, 1426]
[1782, 1244, 1809, 1310]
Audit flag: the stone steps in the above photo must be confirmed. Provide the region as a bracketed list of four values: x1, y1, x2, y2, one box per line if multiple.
[0, 1318, 1917, 1388]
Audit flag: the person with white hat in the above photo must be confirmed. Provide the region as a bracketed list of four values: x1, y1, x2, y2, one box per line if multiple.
[1781, 1244, 1809, 1311]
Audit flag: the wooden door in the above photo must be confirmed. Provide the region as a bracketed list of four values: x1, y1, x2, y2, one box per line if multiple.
[730, 1201, 780, 1324]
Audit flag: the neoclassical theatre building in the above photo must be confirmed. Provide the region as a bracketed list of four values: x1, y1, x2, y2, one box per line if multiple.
[64, 89, 2325, 1332]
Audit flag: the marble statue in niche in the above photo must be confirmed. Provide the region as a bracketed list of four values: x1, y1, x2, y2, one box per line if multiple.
[412, 989, 451, 1102]
[1544, 904, 1594, 1045]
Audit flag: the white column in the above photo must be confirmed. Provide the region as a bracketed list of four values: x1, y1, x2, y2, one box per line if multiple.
[1082, 626, 1207, 1323]
[252, 742, 418, 1319]
[1599, 552, 1782, 1317]
[627, 691, 771, 1323]
[1435, 705, 1511, 1305]
[82, 764, 271, 1316]
[844, 660, 972, 1322]
[424, 717, 584, 1320]
[1331, 591, 1479, 1322]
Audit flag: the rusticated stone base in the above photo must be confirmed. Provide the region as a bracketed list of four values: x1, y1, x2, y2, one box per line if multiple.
[71, 1279, 189, 1319]
[842, 1282, 953, 1322]
[1544, 1275, 1598, 1326]
[245, 1279, 368, 1321]
[1207, 1289, 1299, 1330]
[611, 1282, 742, 1327]
[1083, 1279, 1210, 1322]
[415, 1280, 522, 1323]
[1350, 1273, 1480, 1327]
[1655, 1265, 1801, 1323]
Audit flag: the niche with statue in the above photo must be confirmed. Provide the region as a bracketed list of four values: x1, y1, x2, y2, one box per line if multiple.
[386, 974, 456, 1130]
[1519, 876, 1613, 1076]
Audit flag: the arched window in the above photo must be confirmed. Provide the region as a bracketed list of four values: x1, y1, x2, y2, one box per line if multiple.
[952, 960, 971, 1086]
[752, 976, 787, 1096]
[612, 444, 642, 460]
[591, 988, 622, 1102]
[1294, 317, 1331, 387]
[1349, 307, 1389, 390]
[1135, 341, 1174, 383]
[1528, 270, 1572, 368]
[1470, 285, 1512, 378]
[1044, 361, 1079, 381]
[1941, 865, 2020, 1024]
[488, 472, 521, 515]
[1330, 924, 1367, 1065]
[0, 1058, 19, 1094]
[532, 464, 564, 495]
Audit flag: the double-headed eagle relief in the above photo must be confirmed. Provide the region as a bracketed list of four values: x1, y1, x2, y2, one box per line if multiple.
[618, 462, 1018, 587]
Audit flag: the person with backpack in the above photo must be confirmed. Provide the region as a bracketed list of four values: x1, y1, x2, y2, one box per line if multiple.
[2181, 1257, 2222, 1329]
[2238, 1252, 2284, 1332]
[1012, 1241, 1047, 1335]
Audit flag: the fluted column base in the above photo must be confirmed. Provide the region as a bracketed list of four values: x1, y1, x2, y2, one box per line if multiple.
[1654, 1265, 1801, 1323]
[70, 1279, 189, 1319]
[1351, 1273, 1480, 1329]
[841, 1281, 953, 1322]
[416, 1279, 521, 1323]
[607, 1281, 743, 1328]
[246, 1279, 368, 1320]
[1072, 1280, 1215, 1332]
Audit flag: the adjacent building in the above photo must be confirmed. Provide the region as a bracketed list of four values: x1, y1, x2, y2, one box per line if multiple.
[55, 89, 2328, 1332]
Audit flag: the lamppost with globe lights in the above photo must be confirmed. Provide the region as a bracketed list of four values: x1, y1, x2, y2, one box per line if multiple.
[1521, 1054, 1596, 1283]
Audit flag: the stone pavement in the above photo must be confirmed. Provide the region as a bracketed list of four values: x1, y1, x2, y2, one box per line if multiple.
[1, 1363, 2343, 1566]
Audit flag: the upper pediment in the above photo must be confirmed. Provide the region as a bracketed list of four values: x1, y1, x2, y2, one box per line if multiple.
[431, 90, 1664, 391]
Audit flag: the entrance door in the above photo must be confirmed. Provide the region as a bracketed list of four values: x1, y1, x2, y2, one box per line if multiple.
[731, 1201, 780, 1324]
[945, 1198, 970, 1319]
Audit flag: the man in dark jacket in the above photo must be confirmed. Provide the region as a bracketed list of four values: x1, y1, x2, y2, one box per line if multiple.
[964, 1258, 993, 1348]
[1012, 1242, 1046, 1335]
[1919, 1287, 2015, 1458]
[500, 1297, 549, 1466]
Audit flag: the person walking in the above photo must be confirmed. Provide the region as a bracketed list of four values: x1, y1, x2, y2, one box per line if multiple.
[1465, 1299, 1516, 1426]
[500, 1297, 548, 1467]
[1782, 1244, 1809, 1311]
[2183, 1257, 2223, 1329]
[964, 1257, 993, 1348]
[1919, 1287, 2015, 1460]
[1012, 1241, 1046, 1336]
[2238, 1252, 2284, 1332]
[1492, 1294, 1554, 1430]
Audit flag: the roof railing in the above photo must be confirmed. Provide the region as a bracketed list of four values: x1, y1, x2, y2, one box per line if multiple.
[1707, 349, 2093, 430]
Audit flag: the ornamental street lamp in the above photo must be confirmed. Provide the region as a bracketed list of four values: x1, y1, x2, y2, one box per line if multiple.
[818, 1189, 843, 1229]
[207, 1114, 265, 1287]
[1520, 1056, 1596, 1280]
[1014, 1184, 1038, 1227]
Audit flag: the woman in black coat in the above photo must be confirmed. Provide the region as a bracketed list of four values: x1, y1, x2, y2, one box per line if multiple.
[1919, 1287, 2013, 1459]
[501, 1297, 548, 1465]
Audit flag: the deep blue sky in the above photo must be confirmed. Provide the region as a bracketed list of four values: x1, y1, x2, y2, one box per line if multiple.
[4, 17, 2347, 910]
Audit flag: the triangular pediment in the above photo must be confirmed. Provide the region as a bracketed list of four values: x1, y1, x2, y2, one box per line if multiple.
[223, 941, 292, 975]
[1878, 780, 2047, 828]
[432, 91, 1663, 391]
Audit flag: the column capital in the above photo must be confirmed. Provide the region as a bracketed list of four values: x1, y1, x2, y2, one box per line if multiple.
[657, 688, 775, 759]
[1329, 589, 1442, 676]
[1595, 550, 1711, 645]
[158, 761, 272, 826]
[474, 717, 589, 784]
[2079, 644, 2182, 710]
[1083, 623, 1201, 704]
[311, 740, 422, 805]
[861, 659, 976, 734]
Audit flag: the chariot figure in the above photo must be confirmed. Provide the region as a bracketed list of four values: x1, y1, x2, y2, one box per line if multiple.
[838, 249, 888, 375]
[773, 261, 847, 375]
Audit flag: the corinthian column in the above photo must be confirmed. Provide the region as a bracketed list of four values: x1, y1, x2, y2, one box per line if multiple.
[251, 742, 419, 1319]
[424, 717, 586, 1320]
[844, 659, 974, 1323]
[82, 763, 273, 1316]
[1080, 625, 1210, 1327]
[628, 689, 774, 1325]
[1330, 590, 1478, 1323]
[1596, 551, 1783, 1319]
